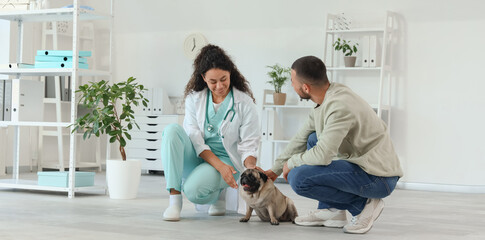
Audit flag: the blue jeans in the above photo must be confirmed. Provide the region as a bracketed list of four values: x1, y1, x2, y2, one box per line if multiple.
[288, 132, 399, 216]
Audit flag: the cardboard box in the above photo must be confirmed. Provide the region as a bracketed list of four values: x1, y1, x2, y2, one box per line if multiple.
[37, 171, 95, 187]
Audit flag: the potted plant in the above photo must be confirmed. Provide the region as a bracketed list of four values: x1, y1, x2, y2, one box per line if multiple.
[333, 38, 359, 67]
[267, 64, 291, 105]
[71, 77, 148, 199]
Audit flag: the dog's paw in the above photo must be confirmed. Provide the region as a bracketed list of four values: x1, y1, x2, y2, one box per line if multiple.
[270, 220, 280, 225]
[239, 217, 250, 222]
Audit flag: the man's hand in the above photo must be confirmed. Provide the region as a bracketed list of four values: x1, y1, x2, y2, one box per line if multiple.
[283, 162, 291, 182]
[263, 169, 279, 182]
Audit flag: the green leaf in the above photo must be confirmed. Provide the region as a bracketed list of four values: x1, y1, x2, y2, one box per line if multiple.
[120, 137, 126, 147]
[83, 130, 89, 140]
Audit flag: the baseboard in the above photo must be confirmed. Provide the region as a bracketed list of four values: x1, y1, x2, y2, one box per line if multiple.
[5, 165, 106, 174]
[397, 181, 485, 194]
[5, 166, 39, 174]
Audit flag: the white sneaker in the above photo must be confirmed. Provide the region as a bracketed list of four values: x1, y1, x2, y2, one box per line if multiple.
[208, 200, 226, 216]
[163, 205, 182, 221]
[163, 194, 182, 221]
[343, 198, 384, 234]
[295, 209, 347, 228]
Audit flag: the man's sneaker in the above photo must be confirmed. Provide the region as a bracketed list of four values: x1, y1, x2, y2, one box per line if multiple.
[295, 209, 347, 228]
[343, 198, 384, 234]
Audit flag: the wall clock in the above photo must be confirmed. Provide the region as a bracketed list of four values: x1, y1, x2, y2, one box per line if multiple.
[183, 33, 208, 60]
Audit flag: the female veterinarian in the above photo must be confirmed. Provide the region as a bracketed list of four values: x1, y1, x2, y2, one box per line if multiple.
[161, 44, 260, 221]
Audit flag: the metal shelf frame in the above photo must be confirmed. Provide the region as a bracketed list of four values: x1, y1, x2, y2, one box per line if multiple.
[0, 0, 113, 198]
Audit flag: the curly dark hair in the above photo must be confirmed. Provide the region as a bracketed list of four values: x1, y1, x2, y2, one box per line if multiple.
[184, 44, 255, 103]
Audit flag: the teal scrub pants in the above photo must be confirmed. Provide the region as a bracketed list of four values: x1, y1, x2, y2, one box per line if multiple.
[161, 124, 239, 205]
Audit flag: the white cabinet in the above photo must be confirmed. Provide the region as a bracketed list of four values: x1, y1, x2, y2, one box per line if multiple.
[126, 115, 183, 172]
[0, 1, 113, 198]
[259, 104, 313, 171]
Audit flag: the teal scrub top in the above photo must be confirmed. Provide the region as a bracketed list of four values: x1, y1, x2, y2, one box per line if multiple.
[204, 90, 232, 161]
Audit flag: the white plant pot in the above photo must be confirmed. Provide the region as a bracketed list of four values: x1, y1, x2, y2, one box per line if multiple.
[106, 159, 142, 200]
[344, 56, 357, 67]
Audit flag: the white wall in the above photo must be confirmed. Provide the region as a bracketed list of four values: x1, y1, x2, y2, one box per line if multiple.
[112, 0, 485, 189]
[2, 0, 484, 190]
[0, 20, 9, 175]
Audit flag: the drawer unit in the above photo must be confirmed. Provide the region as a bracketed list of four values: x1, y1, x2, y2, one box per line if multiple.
[134, 115, 180, 124]
[129, 131, 163, 140]
[126, 139, 161, 149]
[127, 114, 184, 171]
[126, 148, 161, 159]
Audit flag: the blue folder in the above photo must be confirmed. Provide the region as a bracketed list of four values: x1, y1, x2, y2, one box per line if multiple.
[36, 50, 92, 57]
[34, 62, 89, 69]
[35, 55, 87, 63]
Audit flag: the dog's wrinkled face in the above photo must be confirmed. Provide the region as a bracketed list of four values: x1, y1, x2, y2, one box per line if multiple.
[240, 169, 268, 193]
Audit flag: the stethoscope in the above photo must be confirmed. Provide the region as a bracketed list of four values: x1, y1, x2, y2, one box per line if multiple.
[206, 89, 236, 133]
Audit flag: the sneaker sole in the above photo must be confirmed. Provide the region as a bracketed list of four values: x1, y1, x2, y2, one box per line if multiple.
[323, 220, 347, 228]
[295, 220, 346, 228]
[344, 200, 385, 234]
[208, 212, 226, 216]
[295, 221, 325, 226]
[163, 217, 180, 221]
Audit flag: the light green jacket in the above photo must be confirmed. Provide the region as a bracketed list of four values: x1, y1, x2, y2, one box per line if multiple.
[271, 83, 403, 177]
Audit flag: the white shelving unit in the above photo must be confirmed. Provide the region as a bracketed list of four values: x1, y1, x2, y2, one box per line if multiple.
[37, 13, 101, 172]
[258, 12, 397, 172]
[324, 11, 397, 127]
[259, 104, 314, 171]
[0, 1, 113, 198]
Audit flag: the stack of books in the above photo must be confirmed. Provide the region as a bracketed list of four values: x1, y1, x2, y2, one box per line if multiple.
[34, 50, 91, 69]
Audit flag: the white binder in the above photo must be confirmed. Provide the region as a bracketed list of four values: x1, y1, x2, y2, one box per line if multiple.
[133, 88, 174, 116]
[0, 79, 4, 121]
[151, 88, 174, 115]
[261, 108, 268, 141]
[361, 35, 370, 67]
[3, 79, 11, 121]
[369, 35, 377, 67]
[11, 79, 44, 122]
[266, 108, 281, 141]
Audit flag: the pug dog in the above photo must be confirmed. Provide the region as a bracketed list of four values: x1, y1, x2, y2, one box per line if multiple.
[239, 168, 298, 225]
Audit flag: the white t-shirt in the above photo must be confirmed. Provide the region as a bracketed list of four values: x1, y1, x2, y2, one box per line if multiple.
[213, 102, 222, 113]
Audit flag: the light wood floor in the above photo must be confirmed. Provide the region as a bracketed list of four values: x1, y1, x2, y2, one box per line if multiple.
[1, 172, 484, 240]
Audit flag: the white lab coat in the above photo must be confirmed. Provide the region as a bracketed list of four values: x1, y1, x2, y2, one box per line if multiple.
[183, 87, 260, 173]
[183, 87, 260, 213]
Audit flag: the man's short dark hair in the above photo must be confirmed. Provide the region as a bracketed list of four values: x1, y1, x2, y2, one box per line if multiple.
[291, 56, 328, 86]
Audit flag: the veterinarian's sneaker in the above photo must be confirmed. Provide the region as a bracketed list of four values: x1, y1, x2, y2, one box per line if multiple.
[163, 194, 182, 221]
[208, 200, 226, 216]
[343, 198, 384, 234]
[295, 209, 347, 228]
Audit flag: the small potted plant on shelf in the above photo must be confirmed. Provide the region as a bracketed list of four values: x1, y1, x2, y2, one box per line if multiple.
[333, 38, 359, 67]
[71, 77, 148, 199]
[267, 64, 291, 105]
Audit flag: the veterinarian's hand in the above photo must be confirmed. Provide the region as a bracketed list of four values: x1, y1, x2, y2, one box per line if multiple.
[283, 162, 291, 182]
[264, 169, 279, 182]
[243, 156, 257, 169]
[217, 164, 238, 189]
